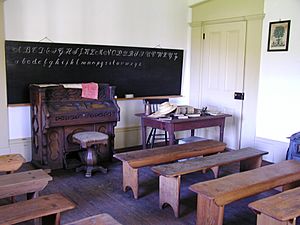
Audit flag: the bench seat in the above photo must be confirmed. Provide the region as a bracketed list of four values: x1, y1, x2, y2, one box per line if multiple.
[65, 213, 122, 225]
[0, 193, 75, 225]
[249, 186, 300, 225]
[0, 169, 52, 199]
[189, 160, 300, 225]
[114, 140, 226, 199]
[151, 148, 268, 217]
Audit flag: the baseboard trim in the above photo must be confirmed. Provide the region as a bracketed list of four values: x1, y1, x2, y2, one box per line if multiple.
[254, 137, 288, 163]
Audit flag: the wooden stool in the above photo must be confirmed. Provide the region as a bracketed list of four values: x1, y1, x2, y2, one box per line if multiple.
[73, 131, 108, 177]
[0, 154, 25, 174]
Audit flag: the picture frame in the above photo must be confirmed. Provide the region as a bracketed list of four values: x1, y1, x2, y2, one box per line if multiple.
[267, 20, 291, 51]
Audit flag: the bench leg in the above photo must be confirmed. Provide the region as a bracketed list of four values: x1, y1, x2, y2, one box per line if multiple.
[240, 156, 262, 172]
[211, 166, 220, 178]
[196, 194, 224, 225]
[55, 212, 61, 225]
[27, 191, 39, 200]
[281, 180, 300, 192]
[41, 212, 61, 225]
[34, 218, 42, 225]
[159, 175, 181, 218]
[256, 213, 295, 225]
[122, 162, 139, 199]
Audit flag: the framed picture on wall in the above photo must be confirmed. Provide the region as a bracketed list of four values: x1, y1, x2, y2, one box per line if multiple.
[267, 20, 291, 51]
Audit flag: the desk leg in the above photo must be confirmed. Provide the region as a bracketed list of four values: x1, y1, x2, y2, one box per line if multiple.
[141, 120, 147, 149]
[191, 129, 195, 137]
[240, 156, 262, 172]
[168, 127, 175, 145]
[219, 122, 225, 142]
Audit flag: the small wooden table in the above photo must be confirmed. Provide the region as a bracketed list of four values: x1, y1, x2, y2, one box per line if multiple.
[136, 113, 231, 149]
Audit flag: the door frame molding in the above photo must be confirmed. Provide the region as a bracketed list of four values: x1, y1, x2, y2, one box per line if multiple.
[189, 14, 265, 27]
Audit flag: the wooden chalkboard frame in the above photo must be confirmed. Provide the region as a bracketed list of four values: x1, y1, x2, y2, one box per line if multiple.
[5, 40, 184, 105]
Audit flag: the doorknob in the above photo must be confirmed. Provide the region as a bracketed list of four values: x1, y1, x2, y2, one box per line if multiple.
[234, 92, 244, 100]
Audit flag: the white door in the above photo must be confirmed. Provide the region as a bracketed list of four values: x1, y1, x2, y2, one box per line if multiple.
[200, 21, 246, 149]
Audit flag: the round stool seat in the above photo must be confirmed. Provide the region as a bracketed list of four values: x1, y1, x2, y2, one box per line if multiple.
[73, 131, 108, 148]
[72, 131, 109, 177]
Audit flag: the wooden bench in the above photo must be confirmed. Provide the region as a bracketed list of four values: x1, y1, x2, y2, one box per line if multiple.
[0, 193, 76, 225]
[189, 160, 300, 225]
[65, 213, 122, 225]
[249, 186, 300, 225]
[114, 140, 226, 199]
[151, 148, 268, 217]
[0, 169, 52, 200]
[0, 154, 25, 173]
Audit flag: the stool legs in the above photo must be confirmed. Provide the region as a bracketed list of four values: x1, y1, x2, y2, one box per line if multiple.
[77, 145, 107, 177]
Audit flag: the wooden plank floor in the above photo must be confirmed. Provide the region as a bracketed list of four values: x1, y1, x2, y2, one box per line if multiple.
[1, 158, 299, 225]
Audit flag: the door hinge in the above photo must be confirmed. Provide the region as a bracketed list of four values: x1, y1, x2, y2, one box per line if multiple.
[203, 33, 205, 40]
[234, 92, 244, 100]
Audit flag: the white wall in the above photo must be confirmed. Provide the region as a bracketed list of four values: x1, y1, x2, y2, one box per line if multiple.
[0, 1, 9, 154]
[255, 0, 300, 161]
[3, 0, 190, 159]
[257, 0, 300, 142]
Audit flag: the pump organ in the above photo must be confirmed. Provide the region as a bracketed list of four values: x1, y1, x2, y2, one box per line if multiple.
[30, 83, 120, 169]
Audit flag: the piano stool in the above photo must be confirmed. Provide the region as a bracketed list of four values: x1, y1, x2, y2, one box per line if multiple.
[72, 131, 108, 177]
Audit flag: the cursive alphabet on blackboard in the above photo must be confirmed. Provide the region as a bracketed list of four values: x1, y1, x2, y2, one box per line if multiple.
[5, 40, 184, 104]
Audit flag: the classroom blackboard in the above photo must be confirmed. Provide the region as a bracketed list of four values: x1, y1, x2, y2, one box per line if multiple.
[5, 40, 184, 104]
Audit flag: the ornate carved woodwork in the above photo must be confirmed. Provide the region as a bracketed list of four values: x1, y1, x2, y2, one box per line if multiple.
[30, 83, 120, 169]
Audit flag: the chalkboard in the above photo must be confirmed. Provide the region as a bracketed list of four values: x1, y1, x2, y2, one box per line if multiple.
[5, 40, 184, 104]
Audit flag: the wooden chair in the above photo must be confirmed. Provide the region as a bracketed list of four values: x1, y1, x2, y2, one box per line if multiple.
[73, 131, 108, 177]
[144, 98, 169, 148]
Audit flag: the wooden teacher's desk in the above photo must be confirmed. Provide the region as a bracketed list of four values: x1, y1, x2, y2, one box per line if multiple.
[136, 113, 232, 149]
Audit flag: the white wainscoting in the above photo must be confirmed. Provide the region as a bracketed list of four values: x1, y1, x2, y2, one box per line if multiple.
[8, 126, 143, 162]
[114, 126, 141, 149]
[254, 137, 289, 163]
[9, 137, 32, 162]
